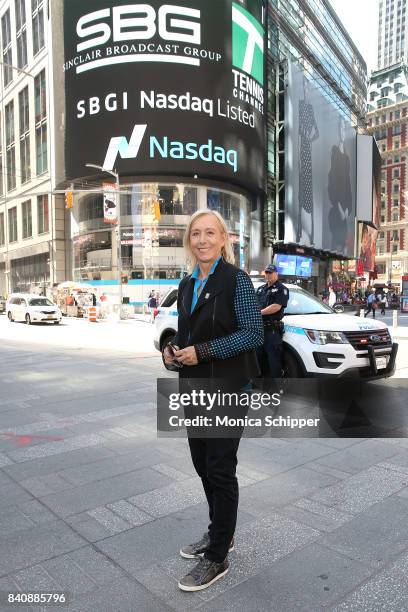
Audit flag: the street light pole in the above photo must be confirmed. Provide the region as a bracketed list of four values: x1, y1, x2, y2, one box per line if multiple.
[85, 164, 122, 318]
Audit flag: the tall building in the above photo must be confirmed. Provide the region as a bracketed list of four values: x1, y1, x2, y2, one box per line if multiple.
[0, 0, 374, 304]
[367, 61, 408, 290]
[0, 0, 67, 296]
[267, 0, 370, 296]
[377, 0, 408, 70]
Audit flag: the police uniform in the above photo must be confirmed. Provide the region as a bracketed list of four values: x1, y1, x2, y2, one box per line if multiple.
[256, 265, 289, 378]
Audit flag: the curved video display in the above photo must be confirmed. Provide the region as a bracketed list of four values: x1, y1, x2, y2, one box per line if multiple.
[63, 0, 266, 193]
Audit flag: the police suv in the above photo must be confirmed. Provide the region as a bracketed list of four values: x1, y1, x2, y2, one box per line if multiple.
[154, 284, 398, 379]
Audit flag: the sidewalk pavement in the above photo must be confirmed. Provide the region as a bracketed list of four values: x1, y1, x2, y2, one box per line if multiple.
[1, 340, 408, 611]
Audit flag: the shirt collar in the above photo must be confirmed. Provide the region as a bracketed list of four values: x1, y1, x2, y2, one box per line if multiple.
[191, 256, 221, 280]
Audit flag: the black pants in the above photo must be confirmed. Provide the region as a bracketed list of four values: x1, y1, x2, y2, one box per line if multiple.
[257, 329, 283, 378]
[188, 436, 241, 563]
[364, 305, 376, 318]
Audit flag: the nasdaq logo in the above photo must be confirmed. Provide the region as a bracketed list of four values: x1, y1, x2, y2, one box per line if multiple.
[103, 124, 238, 173]
[103, 124, 147, 170]
[232, 3, 264, 85]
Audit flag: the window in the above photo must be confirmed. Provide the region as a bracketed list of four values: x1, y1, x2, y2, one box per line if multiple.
[379, 231, 385, 239]
[0, 212, 4, 245]
[34, 70, 46, 121]
[1, 9, 13, 86]
[32, 0, 45, 55]
[393, 210, 399, 221]
[34, 70, 47, 174]
[5, 101, 16, 191]
[15, 0, 27, 69]
[37, 194, 49, 233]
[394, 168, 400, 178]
[19, 86, 30, 183]
[36, 123, 47, 174]
[0, 115, 2, 195]
[8, 207, 17, 242]
[394, 197, 399, 206]
[22, 199, 32, 238]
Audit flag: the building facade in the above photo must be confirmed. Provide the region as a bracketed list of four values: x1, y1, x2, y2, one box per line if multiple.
[0, 0, 67, 296]
[367, 61, 408, 290]
[267, 0, 369, 296]
[0, 0, 373, 305]
[377, 0, 408, 70]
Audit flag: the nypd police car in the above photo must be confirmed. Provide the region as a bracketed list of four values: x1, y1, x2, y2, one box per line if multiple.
[154, 284, 398, 379]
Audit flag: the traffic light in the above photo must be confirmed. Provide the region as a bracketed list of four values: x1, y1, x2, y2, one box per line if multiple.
[65, 190, 73, 209]
[121, 275, 128, 284]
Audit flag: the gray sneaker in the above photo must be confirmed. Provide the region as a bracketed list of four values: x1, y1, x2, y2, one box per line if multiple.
[178, 557, 229, 592]
[180, 533, 235, 559]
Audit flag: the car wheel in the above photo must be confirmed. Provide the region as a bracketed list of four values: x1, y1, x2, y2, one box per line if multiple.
[161, 334, 176, 371]
[282, 349, 303, 378]
[25, 314, 31, 325]
[7, 311, 14, 322]
[54, 321, 60, 324]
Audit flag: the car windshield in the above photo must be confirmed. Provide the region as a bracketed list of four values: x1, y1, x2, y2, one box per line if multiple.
[285, 288, 333, 315]
[28, 298, 54, 306]
[161, 289, 178, 308]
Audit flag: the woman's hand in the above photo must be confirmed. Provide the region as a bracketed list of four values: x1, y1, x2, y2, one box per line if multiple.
[163, 345, 176, 365]
[174, 346, 198, 366]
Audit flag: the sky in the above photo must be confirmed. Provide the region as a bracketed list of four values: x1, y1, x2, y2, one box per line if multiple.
[329, 0, 379, 73]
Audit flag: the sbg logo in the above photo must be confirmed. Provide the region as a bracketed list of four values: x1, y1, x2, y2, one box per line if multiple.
[77, 4, 201, 52]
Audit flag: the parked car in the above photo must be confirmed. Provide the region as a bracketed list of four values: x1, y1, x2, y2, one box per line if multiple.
[0, 295, 6, 314]
[6, 294, 62, 325]
[154, 284, 398, 379]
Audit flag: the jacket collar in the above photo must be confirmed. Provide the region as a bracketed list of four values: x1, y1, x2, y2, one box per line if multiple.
[181, 258, 225, 317]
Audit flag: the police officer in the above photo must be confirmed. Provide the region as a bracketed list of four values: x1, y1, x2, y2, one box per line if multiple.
[256, 264, 289, 379]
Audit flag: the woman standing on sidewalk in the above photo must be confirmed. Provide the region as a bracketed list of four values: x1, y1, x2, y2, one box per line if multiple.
[164, 209, 263, 592]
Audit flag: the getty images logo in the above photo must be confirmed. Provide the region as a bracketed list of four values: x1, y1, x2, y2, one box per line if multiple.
[232, 2, 264, 85]
[103, 125, 238, 173]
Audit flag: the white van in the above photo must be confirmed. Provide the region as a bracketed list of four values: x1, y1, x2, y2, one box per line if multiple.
[153, 284, 398, 379]
[6, 294, 62, 325]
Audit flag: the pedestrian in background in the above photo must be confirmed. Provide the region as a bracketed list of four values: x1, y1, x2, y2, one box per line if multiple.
[147, 291, 157, 322]
[163, 209, 263, 592]
[328, 286, 336, 308]
[364, 290, 377, 318]
[379, 292, 386, 316]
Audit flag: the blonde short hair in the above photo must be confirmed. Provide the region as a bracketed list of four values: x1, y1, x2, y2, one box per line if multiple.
[183, 209, 235, 271]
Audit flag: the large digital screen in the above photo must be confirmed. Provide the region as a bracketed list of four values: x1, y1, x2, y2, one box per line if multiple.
[295, 256, 312, 277]
[62, 0, 266, 193]
[275, 254, 297, 276]
[285, 63, 357, 257]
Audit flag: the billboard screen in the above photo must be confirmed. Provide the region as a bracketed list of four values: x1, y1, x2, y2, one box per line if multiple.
[285, 63, 357, 257]
[295, 256, 312, 277]
[62, 0, 266, 193]
[275, 254, 297, 275]
[358, 222, 378, 272]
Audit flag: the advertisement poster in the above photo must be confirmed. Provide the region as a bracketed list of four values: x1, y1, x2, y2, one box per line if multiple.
[358, 221, 378, 272]
[285, 62, 357, 257]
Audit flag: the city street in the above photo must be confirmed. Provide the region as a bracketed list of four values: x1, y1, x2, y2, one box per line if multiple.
[0, 317, 408, 610]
